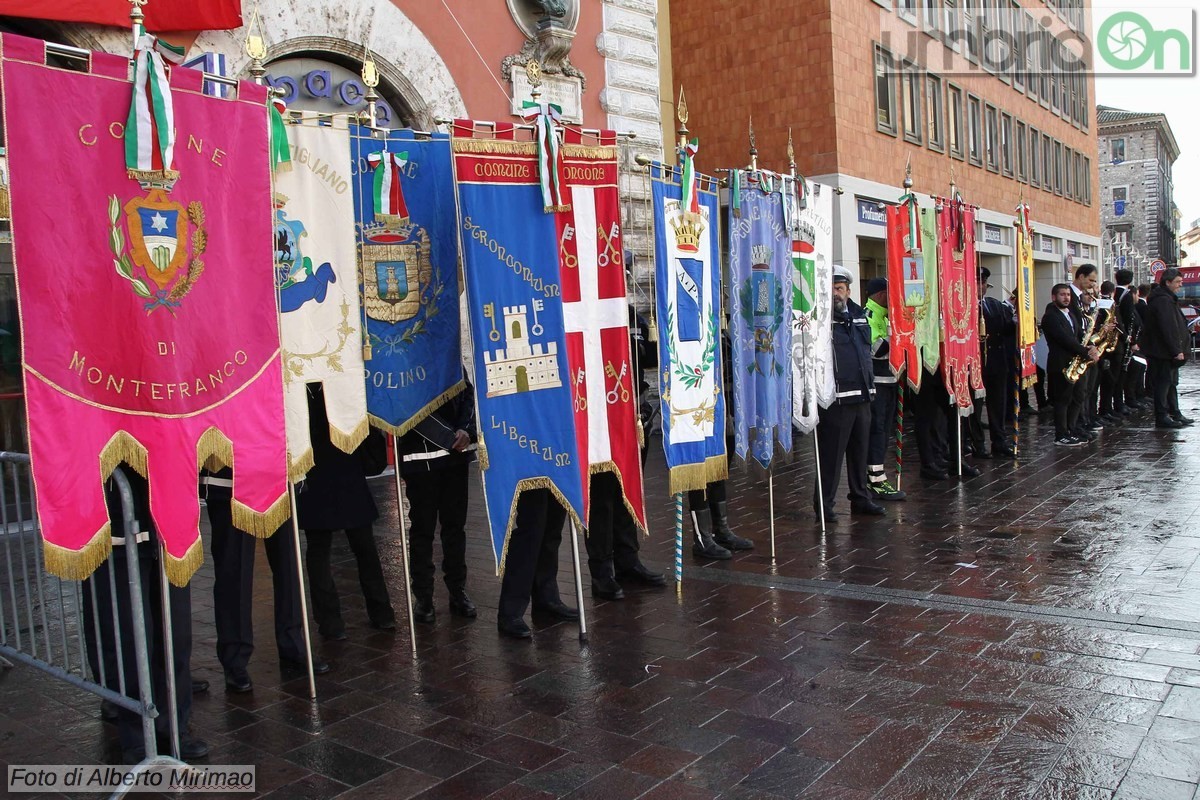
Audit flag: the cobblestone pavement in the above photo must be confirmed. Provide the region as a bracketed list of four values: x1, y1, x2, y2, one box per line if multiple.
[4, 367, 1200, 799]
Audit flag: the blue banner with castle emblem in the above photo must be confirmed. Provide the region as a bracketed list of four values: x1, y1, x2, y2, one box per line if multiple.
[651, 162, 728, 495]
[351, 126, 464, 435]
[452, 136, 586, 571]
[727, 173, 793, 471]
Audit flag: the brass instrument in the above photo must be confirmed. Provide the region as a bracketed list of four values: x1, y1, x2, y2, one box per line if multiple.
[1065, 292, 1118, 383]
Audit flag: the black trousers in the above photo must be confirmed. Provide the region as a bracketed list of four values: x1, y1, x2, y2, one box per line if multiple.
[868, 381, 897, 468]
[970, 360, 1009, 452]
[209, 496, 305, 674]
[913, 377, 950, 470]
[586, 471, 641, 579]
[304, 525, 394, 636]
[1148, 358, 1181, 419]
[498, 489, 567, 620]
[1049, 368, 1085, 439]
[685, 479, 727, 513]
[1099, 350, 1126, 415]
[814, 401, 871, 511]
[83, 544, 192, 754]
[1080, 366, 1100, 429]
[1036, 366, 1050, 408]
[404, 464, 469, 599]
[1125, 358, 1145, 405]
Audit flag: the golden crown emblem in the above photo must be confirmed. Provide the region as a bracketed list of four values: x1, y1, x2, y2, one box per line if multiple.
[751, 245, 773, 267]
[671, 214, 704, 253]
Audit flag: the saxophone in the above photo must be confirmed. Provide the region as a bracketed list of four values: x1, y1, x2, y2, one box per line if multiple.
[1065, 295, 1118, 383]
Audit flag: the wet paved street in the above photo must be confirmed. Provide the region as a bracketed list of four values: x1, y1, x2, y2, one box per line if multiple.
[5, 367, 1200, 799]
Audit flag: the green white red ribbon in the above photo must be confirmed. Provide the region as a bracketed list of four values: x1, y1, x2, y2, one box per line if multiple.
[269, 98, 292, 173]
[1015, 203, 1032, 237]
[367, 150, 410, 227]
[680, 138, 700, 216]
[898, 192, 921, 254]
[520, 100, 568, 213]
[125, 33, 185, 185]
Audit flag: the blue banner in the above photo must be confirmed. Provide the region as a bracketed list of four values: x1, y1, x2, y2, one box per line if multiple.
[453, 139, 586, 569]
[351, 126, 464, 434]
[728, 175, 794, 470]
[651, 163, 728, 495]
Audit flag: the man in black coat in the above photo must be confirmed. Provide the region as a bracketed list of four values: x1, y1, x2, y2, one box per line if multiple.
[813, 267, 884, 521]
[299, 384, 396, 639]
[1041, 283, 1097, 446]
[971, 267, 1016, 457]
[1140, 269, 1193, 429]
[497, 489, 577, 639]
[398, 382, 478, 624]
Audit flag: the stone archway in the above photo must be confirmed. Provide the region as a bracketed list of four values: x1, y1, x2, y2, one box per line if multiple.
[56, 0, 466, 131]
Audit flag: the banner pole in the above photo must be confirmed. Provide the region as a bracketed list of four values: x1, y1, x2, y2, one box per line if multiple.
[955, 400, 963, 477]
[568, 518, 588, 643]
[768, 470, 776, 561]
[1013, 349, 1022, 459]
[390, 435, 418, 657]
[673, 493, 683, 595]
[286, 484, 317, 698]
[813, 429, 826, 533]
[895, 381, 905, 492]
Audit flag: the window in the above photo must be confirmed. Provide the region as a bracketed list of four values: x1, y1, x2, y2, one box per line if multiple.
[1025, 13, 1039, 102]
[1080, 77, 1089, 131]
[967, 94, 982, 165]
[1053, 140, 1063, 195]
[926, 73, 944, 151]
[947, 83, 964, 159]
[923, 0, 941, 34]
[1112, 186, 1128, 203]
[1074, 152, 1084, 203]
[1012, 1, 1024, 91]
[985, 103, 999, 171]
[901, 60, 922, 143]
[962, 0, 980, 63]
[1063, 146, 1073, 198]
[1083, 156, 1091, 204]
[1001, 112, 1013, 176]
[1016, 120, 1027, 181]
[1110, 137, 1126, 163]
[897, 0, 917, 22]
[943, 0, 959, 50]
[874, 45, 897, 136]
[1029, 126, 1040, 187]
[1042, 133, 1053, 192]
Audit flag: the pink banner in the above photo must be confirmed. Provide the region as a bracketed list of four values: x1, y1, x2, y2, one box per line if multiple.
[2, 35, 288, 585]
[937, 197, 984, 410]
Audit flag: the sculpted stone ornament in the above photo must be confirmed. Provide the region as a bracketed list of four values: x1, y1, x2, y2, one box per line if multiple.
[532, 0, 567, 18]
[503, 0, 585, 90]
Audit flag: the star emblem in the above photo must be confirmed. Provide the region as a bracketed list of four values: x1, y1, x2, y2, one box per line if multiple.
[149, 212, 168, 233]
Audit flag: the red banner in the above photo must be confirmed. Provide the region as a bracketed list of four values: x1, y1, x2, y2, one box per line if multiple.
[557, 131, 646, 531]
[3, 35, 287, 585]
[885, 202, 919, 389]
[937, 197, 983, 409]
[0, 0, 242, 31]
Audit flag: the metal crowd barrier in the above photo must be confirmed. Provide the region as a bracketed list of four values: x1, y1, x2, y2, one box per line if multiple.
[0, 452, 184, 795]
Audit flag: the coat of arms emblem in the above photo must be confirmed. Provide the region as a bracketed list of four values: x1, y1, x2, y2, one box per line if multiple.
[107, 187, 207, 314]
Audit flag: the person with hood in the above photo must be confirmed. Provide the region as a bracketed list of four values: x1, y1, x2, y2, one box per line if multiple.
[863, 277, 905, 501]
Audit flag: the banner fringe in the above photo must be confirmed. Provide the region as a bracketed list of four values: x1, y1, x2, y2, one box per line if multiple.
[162, 536, 204, 588]
[42, 525, 111, 582]
[231, 492, 290, 540]
[196, 427, 234, 472]
[589, 461, 647, 536]
[562, 144, 618, 159]
[328, 417, 371, 455]
[667, 455, 729, 496]
[99, 432, 148, 479]
[366, 380, 467, 437]
[451, 138, 537, 156]
[374, 213, 410, 228]
[288, 447, 315, 482]
[494, 478, 586, 578]
[126, 168, 179, 183]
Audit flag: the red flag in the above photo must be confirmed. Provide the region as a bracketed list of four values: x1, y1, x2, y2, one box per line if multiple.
[0, 0, 242, 32]
[937, 197, 984, 409]
[557, 132, 646, 531]
[885, 202, 919, 389]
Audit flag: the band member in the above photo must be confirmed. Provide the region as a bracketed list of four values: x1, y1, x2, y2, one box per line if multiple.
[1042, 283, 1097, 446]
[1117, 272, 1147, 411]
[398, 382, 478, 625]
[1141, 268, 1193, 429]
[813, 266, 884, 520]
[862, 277, 904, 501]
[497, 489, 577, 639]
[1097, 280, 1126, 423]
[1069, 265, 1103, 435]
[971, 267, 1015, 458]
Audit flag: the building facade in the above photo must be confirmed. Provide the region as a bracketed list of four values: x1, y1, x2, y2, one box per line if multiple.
[1097, 105, 1181, 267]
[669, 0, 1100, 306]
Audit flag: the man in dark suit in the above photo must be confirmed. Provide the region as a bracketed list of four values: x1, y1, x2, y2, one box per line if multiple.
[1041, 283, 1098, 446]
[971, 267, 1015, 457]
[497, 489, 578, 639]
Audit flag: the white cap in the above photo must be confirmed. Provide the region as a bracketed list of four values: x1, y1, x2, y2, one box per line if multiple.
[832, 265, 853, 285]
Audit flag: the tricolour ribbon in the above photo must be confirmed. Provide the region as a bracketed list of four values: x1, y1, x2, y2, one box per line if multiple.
[269, 98, 292, 173]
[520, 100, 569, 213]
[680, 138, 700, 217]
[898, 192, 921, 255]
[125, 34, 185, 185]
[366, 150, 410, 227]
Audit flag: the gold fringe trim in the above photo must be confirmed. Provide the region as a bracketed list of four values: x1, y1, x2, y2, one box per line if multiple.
[366, 380, 467, 437]
[636, 420, 645, 449]
[588, 461, 647, 537]
[42, 524, 111, 582]
[0, 186, 10, 219]
[477, 441, 489, 471]
[667, 454, 728, 496]
[562, 144, 618, 159]
[161, 536, 204, 588]
[544, 204, 571, 213]
[274, 161, 294, 173]
[1021, 374, 1038, 390]
[288, 447, 315, 482]
[99, 432, 148, 479]
[196, 427, 234, 472]
[328, 416, 370, 455]
[495, 477, 585, 578]
[451, 138, 537, 156]
[375, 213, 410, 228]
[126, 168, 180, 183]
[231, 492, 291, 540]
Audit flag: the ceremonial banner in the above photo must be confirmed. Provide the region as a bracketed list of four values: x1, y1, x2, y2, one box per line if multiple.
[558, 131, 646, 530]
[916, 207, 941, 377]
[3, 35, 287, 584]
[885, 198, 919, 386]
[1014, 204, 1038, 387]
[937, 196, 984, 410]
[0, 0, 243, 31]
[453, 123, 586, 569]
[790, 179, 835, 434]
[352, 127, 463, 435]
[275, 115, 368, 479]
[728, 171, 793, 470]
[651, 160, 727, 494]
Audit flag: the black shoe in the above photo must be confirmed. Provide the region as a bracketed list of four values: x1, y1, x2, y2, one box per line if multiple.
[279, 656, 331, 676]
[957, 463, 981, 478]
[497, 617, 532, 639]
[532, 599, 580, 621]
[850, 501, 886, 516]
[371, 617, 398, 631]
[172, 737, 210, 761]
[690, 506, 733, 559]
[615, 563, 667, 587]
[974, 448, 992, 459]
[412, 596, 435, 625]
[1054, 435, 1086, 447]
[991, 445, 1016, 459]
[711, 501, 754, 550]
[1157, 417, 1185, 429]
[224, 671, 253, 694]
[591, 576, 625, 601]
[448, 591, 478, 618]
[1173, 415, 1195, 426]
[191, 679, 209, 695]
[920, 468, 948, 480]
[319, 624, 347, 642]
[814, 506, 838, 523]
[869, 479, 906, 501]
